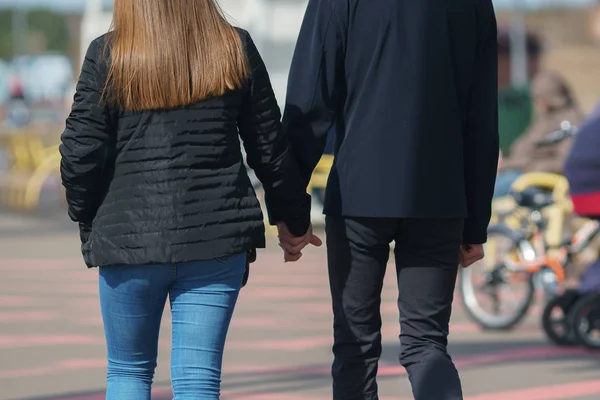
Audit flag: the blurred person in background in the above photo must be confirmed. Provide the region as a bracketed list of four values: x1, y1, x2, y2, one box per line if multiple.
[495, 71, 582, 197]
[564, 101, 600, 289]
[59, 0, 318, 398]
[2, 75, 30, 128]
[281, 0, 499, 399]
[564, 101, 600, 219]
[496, 27, 542, 154]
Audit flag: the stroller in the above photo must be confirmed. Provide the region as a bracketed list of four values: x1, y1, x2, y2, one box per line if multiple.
[541, 109, 600, 349]
[542, 219, 600, 350]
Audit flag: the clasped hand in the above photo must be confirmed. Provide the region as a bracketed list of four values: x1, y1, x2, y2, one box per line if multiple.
[276, 223, 323, 262]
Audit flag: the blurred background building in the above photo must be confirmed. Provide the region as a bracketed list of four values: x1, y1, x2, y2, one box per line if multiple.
[0, 0, 600, 190]
[0, 0, 599, 134]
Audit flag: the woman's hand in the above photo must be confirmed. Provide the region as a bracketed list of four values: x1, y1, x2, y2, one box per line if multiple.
[277, 223, 323, 262]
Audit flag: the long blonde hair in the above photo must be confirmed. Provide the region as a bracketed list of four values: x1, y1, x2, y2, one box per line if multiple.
[103, 0, 248, 111]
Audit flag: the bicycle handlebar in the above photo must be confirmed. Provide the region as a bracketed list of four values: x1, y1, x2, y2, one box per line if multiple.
[535, 120, 576, 148]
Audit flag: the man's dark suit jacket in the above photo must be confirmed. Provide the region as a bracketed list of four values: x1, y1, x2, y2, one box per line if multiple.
[282, 0, 500, 244]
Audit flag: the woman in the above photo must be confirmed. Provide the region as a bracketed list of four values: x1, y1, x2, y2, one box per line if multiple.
[59, 1, 318, 398]
[564, 102, 600, 218]
[495, 71, 582, 197]
[564, 102, 600, 295]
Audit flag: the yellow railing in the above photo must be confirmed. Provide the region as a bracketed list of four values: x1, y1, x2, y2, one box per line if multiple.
[307, 155, 334, 194]
[263, 154, 334, 236]
[0, 128, 62, 211]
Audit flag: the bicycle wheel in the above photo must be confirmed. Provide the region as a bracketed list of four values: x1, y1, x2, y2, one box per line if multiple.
[541, 290, 580, 346]
[459, 225, 536, 330]
[571, 293, 600, 350]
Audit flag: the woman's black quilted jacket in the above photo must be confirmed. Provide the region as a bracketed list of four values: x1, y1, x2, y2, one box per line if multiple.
[59, 29, 311, 267]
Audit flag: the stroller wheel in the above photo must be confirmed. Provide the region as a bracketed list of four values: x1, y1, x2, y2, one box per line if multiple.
[542, 290, 580, 346]
[571, 292, 600, 350]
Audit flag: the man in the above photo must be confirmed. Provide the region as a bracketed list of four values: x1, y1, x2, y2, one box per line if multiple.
[496, 27, 542, 154]
[277, 0, 499, 399]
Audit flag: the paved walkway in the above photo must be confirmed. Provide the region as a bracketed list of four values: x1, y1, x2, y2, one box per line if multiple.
[1, 212, 599, 400]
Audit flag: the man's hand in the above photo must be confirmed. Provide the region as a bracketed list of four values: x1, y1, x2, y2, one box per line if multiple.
[460, 244, 485, 268]
[277, 223, 323, 262]
[497, 149, 503, 173]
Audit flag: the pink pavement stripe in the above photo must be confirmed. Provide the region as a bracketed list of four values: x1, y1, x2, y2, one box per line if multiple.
[0, 334, 105, 349]
[4, 272, 97, 283]
[0, 259, 84, 270]
[0, 334, 172, 350]
[0, 345, 596, 381]
[297, 301, 398, 315]
[227, 336, 332, 351]
[74, 298, 101, 308]
[377, 345, 599, 377]
[77, 316, 104, 326]
[4, 284, 98, 296]
[240, 287, 326, 300]
[0, 310, 59, 322]
[465, 378, 600, 400]
[225, 345, 597, 378]
[48, 388, 172, 400]
[230, 316, 281, 328]
[0, 295, 37, 307]
[244, 276, 327, 286]
[0, 358, 109, 379]
[222, 393, 409, 400]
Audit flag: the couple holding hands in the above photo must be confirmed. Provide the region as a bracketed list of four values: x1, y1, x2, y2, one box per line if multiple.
[60, 0, 499, 399]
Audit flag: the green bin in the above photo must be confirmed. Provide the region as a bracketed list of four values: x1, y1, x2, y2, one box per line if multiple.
[498, 85, 533, 155]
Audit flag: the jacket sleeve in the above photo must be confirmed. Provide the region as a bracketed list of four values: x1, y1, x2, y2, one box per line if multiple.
[282, 0, 345, 185]
[237, 31, 311, 237]
[59, 39, 112, 233]
[463, 1, 500, 244]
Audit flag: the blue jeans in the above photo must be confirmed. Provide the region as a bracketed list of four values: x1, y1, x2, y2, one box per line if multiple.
[494, 169, 523, 198]
[99, 254, 246, 400]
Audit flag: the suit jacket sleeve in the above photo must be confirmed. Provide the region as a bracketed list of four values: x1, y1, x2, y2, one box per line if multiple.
[59, 39, 113, 242]
[282, 0, 345, 185]
[237, 31, 311, 237]
[463, 1, 500, 244]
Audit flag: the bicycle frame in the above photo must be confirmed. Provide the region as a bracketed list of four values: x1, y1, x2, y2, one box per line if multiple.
[503, 217, 600, 289]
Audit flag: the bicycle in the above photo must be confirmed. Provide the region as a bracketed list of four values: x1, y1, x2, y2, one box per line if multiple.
[459, 123, 579, 330]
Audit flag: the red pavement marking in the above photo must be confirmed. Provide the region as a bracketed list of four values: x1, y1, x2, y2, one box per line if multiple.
[28, 380, 600, 400]
[0, 358, 106, 379]
[0, 259, 84, 270]
[222, 394, 410, 400]
[377, 345, 600, 377]
[77, 316, 104, 326]
[5, 283, 98, 296]
[0, 295, 38, 307]
[466, 378, 600, 400]
[227, 336, 332, 351]
[0, 334, 105, 349]
[1, 345, 597, 391]
[240, 287, 327, 300]
[230, 316, 281, 328]
[0, 334, 174, 350]
[223, 380, 600, 400]
[223, 345, 598, 377]
[49, 388, 172, 400]
[0, 310, 59, 322]
[73, 298, 101, 308]
[296, 301, 399, 315]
